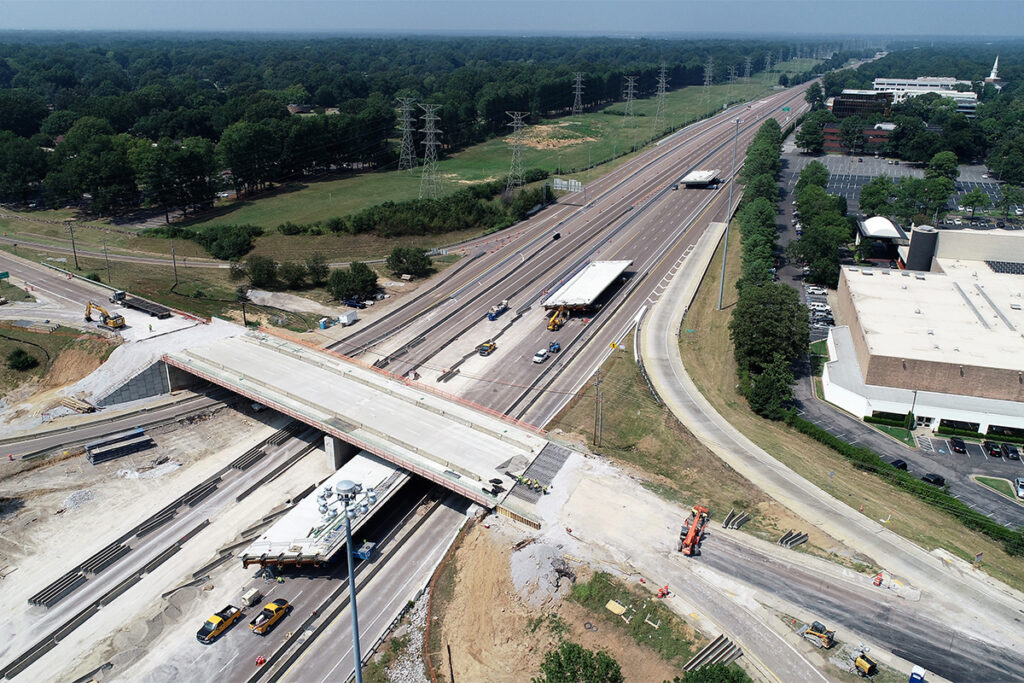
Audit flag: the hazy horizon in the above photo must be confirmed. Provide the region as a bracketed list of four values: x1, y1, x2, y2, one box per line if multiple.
[0, 0, 1022, 38]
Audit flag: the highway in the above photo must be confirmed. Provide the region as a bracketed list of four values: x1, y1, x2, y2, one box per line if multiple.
[10, 77, 1021, 683]
[330, 87, 811, 425]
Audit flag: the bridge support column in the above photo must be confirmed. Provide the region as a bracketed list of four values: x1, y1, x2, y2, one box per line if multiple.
[324, 435, 358, 469]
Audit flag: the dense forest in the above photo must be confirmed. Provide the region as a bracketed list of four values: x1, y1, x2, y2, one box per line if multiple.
[821, 44, 1024, 181]
[0, 33, 857, 218]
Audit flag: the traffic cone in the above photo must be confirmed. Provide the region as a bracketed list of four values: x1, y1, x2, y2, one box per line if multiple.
[873, 572, 883, 586]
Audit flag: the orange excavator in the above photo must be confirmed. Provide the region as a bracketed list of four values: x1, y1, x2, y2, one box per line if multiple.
[677, 505, 710, 556]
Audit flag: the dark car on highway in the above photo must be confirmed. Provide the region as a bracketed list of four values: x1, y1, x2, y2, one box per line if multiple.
[1000, 443, 1020, 460]
[921, 473, 946, 487]
[983, 441, 1002, 457]
[949, 437, 967, 454]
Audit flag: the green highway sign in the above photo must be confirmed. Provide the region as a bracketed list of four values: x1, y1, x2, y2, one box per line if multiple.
[782, 107, 791, 111]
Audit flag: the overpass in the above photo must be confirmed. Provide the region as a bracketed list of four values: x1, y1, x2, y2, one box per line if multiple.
[163, 331, 552, 510]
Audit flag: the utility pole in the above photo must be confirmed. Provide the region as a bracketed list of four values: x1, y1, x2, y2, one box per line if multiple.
[717, 117, 742, 311]
[653, 63, 669, 137]
[65, 222, 79, 270]
[418, 104, 443, 200]
[505, 111, 527, 196]
[396, 97, 418, 171]
[571, 72, 585, 117]
[103, 241, 111, 284]
[171, 240, 179, 287]
[593, 370, 601, 446]
[702, 56, 714, 117]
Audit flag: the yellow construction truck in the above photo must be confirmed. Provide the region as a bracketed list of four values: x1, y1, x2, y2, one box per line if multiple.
[85, 301, 125, 329]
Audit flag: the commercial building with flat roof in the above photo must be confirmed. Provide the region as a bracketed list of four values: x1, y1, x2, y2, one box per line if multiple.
[823, 262, 1024, 434]
[829, 90, 893, 119]
[871, 77, 977, 117]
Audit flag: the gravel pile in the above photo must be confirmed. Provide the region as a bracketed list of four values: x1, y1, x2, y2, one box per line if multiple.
[63, 489, 95, 509]
[510, 542, 572, 606]
[385, 594, 430, 683]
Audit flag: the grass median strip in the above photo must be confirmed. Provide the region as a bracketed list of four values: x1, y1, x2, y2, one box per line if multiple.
[975, 476, 1017, 500]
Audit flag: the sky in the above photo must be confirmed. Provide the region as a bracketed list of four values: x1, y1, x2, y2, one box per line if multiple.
[0, 0, 1021, 37]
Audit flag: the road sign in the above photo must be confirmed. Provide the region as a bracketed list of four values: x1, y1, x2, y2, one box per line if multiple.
[782, 106, 791, 111]
[0, 271, 8, 279]
[553, 177, 583, 192]
[609, 342, 617, 349]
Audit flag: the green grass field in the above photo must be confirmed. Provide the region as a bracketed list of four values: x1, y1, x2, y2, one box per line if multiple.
[175, 79, 781, 238]
[976, 476, 1017, 500]
[875, 424, 916, 448]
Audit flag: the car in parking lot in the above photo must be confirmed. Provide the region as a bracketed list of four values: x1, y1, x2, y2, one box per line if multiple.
[953, 218, 962, 225]
[1015, 477, 1024, 498]
[890, 459, 908, 471]
[983, 440, 1003, 457]
[949, 436, 967, 454]
[1000, 443, 1020, 460]
[806, 286, 826, 296]
[921, 473, 946, 487]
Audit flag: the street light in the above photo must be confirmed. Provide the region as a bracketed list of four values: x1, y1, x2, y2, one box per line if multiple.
[317, 480, 377, 683]
[717, 117, 742, 311]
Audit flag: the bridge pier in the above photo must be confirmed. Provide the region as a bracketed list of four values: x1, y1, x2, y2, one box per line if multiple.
[324, 435, 358, 469]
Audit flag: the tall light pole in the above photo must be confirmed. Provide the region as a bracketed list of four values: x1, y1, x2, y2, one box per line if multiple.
[717, 117, 742, 311]
[317, 480, 377, 683]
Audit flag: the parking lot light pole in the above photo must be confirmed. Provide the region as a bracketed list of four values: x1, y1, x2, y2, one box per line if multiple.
[718, 117, 742, 311]
[318, 480, 377, 683]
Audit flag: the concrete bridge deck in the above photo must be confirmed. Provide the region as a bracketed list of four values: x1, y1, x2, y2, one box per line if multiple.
[163, 331, 549, 506]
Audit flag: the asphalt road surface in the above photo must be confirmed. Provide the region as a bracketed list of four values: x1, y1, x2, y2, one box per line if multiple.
[701, 533, 1024, 682]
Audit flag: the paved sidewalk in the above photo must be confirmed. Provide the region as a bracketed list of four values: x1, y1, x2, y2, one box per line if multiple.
[638, 221, 1024, 649]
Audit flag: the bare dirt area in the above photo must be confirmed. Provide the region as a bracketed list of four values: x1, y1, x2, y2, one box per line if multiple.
[434, 523, 681, 683]
[504, 123, 597, 150]
[0, 406, 287, 604]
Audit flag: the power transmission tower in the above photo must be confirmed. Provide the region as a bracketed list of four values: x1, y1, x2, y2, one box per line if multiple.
[744, 55, 752, 81]
[418, 103, 443, 200]
[764, 54, 773, 84]
[505, 111, 527, 196]
[727, 65, 737, 104]
[653, 63, 669, 136]
[622, 76, 637, 126]
[702, 56, 714, 117]
[571, 72, 585, 117]
[396, 97, 418, 171]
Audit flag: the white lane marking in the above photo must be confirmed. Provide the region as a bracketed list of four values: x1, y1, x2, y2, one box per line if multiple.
[217, 652, 239, 674]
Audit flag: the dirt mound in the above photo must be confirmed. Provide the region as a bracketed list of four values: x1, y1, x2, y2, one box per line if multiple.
[503, 123, 597, 150]
[436, 525, 680, 682]
[41, 343, 107, 387]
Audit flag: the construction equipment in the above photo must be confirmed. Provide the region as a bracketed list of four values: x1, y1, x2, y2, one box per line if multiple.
[798, 621, 836, 649]
[547, 306, 569, 331]
[85, 301, 125, 329]
[677, 505, 710, 556]
[548, 341, 561, 353]
[477, 340, 497, 356]
[487, 299, 509, 320]
[853, 652, 877, 677]
[109, 289, 172, 318]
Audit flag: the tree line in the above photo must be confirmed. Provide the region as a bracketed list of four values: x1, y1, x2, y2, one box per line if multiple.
[0, 34, 856, 215]
[143, 171, 551, 259]
[729, 119, 809, 420]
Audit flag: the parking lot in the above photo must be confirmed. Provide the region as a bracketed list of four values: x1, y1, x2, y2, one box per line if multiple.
[784, 154, 1022, 221]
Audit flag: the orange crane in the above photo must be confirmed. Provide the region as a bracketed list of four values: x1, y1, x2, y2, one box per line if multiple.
[677, 505, 710, 556]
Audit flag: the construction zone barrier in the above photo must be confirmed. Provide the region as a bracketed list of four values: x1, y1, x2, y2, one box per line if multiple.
[778, 530, 809, 549]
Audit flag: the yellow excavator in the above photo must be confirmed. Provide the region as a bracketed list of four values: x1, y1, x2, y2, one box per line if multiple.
[85, 301, 125, 329]
[547, 306, 569, 331]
